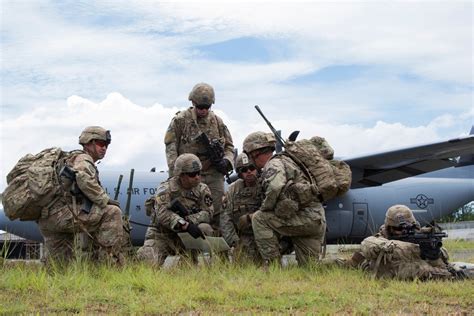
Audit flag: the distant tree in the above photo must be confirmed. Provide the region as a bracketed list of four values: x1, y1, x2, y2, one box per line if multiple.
[439, 201, 474, 222]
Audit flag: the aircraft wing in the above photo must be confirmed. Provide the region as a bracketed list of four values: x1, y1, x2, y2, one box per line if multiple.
[345, 134, 474, 188]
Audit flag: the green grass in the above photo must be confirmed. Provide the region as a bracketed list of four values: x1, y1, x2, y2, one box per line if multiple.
[1, 241, 473, 314]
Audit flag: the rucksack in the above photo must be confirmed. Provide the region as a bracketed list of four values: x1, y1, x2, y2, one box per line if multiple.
[3, 147, 74, 221]
[283, 136, 352, 202]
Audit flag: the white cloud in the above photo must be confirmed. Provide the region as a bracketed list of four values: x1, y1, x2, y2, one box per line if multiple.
[1, 1, 473, 191]
[2, 93, 472, 191]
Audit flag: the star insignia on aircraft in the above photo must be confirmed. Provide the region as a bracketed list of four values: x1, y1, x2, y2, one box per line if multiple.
[410, 194, 434, 209]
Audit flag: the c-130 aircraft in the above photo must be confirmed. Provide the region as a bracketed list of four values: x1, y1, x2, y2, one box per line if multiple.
[0, 127, 473, 245]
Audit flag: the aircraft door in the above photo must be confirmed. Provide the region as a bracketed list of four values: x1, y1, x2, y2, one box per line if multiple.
[350, 203, 368, 237]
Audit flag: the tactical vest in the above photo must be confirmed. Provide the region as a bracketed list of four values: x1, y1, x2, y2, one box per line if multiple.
[228, 180, 262, 234]
[175, 108, 226, 164]
[153, 178, 207, 227]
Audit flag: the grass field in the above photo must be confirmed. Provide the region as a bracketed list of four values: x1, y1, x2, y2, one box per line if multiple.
[1, 239, 473, 314]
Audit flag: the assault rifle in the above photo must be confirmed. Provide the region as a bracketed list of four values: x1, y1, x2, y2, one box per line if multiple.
[170, 199, 201, 217]
[390, 222, 447, 260]
[195, 132, 230, 175]
[170, 199, 205, 239]
[170, 199, 189, 217]
[59, 165, 93, 213]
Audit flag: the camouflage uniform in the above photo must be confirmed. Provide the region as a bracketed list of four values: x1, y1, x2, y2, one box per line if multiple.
[164, 83, 234, 230]
[137, 154, 214, 266]
[244, 132, 326, 266]
[350, 205, 463, 280]
[221, 178, 263, 262]
[38, 127, 124, 264]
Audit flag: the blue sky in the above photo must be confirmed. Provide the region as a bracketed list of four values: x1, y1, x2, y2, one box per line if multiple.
[1, 1, 473, 190]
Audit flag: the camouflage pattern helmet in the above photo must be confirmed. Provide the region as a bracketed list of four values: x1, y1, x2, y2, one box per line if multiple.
[79, 126, 111, 145]
[174, 153, 202, 175]
[243, 131, 276, 154]
[188, 83, 215, 106]
[384, 204, 417, 228]
[235, 153, 254, 171]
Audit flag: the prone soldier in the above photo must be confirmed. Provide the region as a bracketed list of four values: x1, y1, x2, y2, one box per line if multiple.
[164, 83, 234, 231]
[137, 153, 214, 266]
[38, 126, 125, 265]
[345, 205, 469, 280]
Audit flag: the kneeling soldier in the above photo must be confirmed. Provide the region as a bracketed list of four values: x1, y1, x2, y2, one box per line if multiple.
[220, 153, 263, 262]
[137, 153, 214, 266]
[38, 126, 125, 266]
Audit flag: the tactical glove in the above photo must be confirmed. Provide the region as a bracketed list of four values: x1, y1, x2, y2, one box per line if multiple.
[187, 223, 206, 239]
[216, 159, 231, 175]
[108, 199, 121, 207]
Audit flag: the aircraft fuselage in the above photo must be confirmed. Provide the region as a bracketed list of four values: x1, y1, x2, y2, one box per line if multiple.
[1, 165, 472, 245]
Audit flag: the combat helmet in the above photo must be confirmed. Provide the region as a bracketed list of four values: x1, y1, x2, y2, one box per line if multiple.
[79, 126, 111, 145]
[384, 204, 417, 228]
[235, 153, 254, 172]
[243, 131, 276, 154]
[188, 83, 215, 106]
[174, 153, 202, 175]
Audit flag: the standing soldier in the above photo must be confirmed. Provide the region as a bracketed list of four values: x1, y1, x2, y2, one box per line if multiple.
[164, 83, 234, 231]
[221, 153, 263, 262]
[38, 126, 125, 265]
[137, 153, 214, 266]
[243, 131, 326, 267]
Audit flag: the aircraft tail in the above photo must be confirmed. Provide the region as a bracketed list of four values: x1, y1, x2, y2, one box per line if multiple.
[458, 126, 474, 167]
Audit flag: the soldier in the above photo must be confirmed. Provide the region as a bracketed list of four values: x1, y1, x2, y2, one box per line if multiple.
[37, 126, 124, 265]
[345, 205, 468, 280]
[243, 132, 326, 267]
[164, 83, 234, 231]
[137, 153, 214, 266]
[220, 153, 263, 262]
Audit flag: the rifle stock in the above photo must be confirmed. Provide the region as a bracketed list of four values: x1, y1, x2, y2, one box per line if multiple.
[59, 165, 93, 213]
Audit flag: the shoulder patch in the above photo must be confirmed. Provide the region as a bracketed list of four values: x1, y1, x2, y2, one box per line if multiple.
[156, 184, 168, 196]
[204, 195, 213, 207]
[263, 167, 278, 179]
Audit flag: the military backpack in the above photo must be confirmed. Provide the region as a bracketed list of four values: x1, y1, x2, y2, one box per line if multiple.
[3, 147, 76, 221]
[283, 136, 352, 202]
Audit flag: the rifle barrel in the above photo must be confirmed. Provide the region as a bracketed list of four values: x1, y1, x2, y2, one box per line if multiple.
[254, 105, 286, 147]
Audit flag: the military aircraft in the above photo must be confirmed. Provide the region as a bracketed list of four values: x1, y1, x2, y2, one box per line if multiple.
[0, 127, 473, 245]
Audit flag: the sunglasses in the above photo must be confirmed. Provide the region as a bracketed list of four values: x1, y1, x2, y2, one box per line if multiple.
[239, 165, 256, 173]
[94, 140, 109, 148]
[185, 171, 201, 177]
[195, 104, 211, 110]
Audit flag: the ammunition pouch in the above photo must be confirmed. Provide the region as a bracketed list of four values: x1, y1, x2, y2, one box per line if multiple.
[274, 198, 298, 220]
[280, 181, 318, 210]
[291, 182, 319, 206]
[145, 196, 155, 217]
